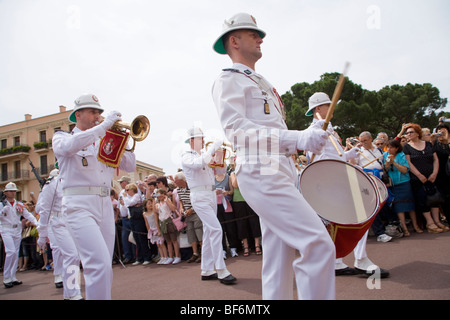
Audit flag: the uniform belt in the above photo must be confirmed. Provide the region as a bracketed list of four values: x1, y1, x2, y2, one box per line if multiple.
[190, 185, 215, 192]
[63, 186, 110, 197]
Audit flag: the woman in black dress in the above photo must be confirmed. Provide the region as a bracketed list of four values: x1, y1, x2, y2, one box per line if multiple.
[403, 123, 447, 233]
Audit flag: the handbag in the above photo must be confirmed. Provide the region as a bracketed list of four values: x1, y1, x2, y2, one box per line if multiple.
[424, 183, 444, 207]
[172, 215, 187, 231]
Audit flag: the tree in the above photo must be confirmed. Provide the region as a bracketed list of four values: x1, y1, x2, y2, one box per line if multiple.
[282, 74, 448, 139]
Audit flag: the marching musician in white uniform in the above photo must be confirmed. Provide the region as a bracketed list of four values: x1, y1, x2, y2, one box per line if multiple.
[52, 94, 136, 299]
[181, 127, 237, 285]
[305, 92, 389, 278]
[36, 169, 83, 300]
[0, 182, 38, 288]
[212, 13, 335, 299]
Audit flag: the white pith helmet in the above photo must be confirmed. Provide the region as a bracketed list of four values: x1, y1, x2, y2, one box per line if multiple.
[4, 182, 19, 191]
[213, 13, 266, 55]
[69, 93, 104, 123]
[305, 92, 332, 116]
[185, 127, 205, 143]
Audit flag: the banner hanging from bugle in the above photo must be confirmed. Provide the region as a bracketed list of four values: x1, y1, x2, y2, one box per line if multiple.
[97, 130, 130, 168]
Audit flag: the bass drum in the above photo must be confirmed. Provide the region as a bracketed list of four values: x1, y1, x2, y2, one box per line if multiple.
[368, 174, 388, 206]
[299, 159, 380, 258]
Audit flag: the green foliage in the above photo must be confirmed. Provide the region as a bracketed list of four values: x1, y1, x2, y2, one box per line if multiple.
[282, 74, 448, 139]
[0, 145, 31, 155]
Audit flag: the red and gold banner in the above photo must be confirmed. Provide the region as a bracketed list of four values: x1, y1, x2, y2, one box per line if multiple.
[97, 130, 130, 168]
[208, 148, 226, 169]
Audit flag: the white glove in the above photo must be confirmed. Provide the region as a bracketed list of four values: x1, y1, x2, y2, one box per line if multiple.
[296, 125, 328, 155]
[101, 110, 122, 130]
[37, 236, 47, 250]
[209, 138, 224, 154]
[344, 147, 360, 160]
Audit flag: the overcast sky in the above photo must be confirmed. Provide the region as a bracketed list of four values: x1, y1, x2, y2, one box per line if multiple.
[1, 0, 449, 175]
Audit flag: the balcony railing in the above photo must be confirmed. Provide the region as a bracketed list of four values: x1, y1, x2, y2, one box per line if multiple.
[0, 164, 56, 182]
[0, 170, 31, 182]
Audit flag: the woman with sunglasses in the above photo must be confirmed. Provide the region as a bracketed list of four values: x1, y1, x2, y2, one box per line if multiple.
[403, 123, 445, 233]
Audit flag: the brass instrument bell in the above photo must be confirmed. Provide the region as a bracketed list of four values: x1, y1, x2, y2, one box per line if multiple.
[111, 115, 150, 151]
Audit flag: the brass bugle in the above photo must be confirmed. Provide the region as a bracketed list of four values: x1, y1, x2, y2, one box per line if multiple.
[111, 115, 150, 151]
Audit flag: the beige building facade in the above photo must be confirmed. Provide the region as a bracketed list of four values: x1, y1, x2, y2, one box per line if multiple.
[0, 106, 164, 201]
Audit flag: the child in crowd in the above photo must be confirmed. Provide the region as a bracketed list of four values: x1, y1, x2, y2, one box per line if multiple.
[143, 198, 168, 264]
[155, 189, 182, 265]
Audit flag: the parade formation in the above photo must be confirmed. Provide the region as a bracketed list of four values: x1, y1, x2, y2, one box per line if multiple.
[1, 12, 449, 301]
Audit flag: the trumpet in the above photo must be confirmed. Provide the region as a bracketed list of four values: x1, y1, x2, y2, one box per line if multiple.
[205, 141, 235, 168]
[111, 115, 150, 152]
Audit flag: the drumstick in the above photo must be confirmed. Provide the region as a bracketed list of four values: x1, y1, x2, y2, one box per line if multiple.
[347, 138, 371, 161]
[362, 155, 383, 168]
[316, 113, 342, 157]
[310, 62, 350, 162]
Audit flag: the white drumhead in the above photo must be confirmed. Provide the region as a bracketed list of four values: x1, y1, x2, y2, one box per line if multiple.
[368, 175, 388, 204]
[300, 159, 379, 225]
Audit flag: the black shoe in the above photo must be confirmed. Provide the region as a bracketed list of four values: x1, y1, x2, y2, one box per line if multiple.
[12, 280, 22, 286]
[335, 267, 358, 276]
[55, 282, 64, 289]
[4, 282, 14, 289]
[355, 267, 390, 278]
[201, 273, 218, 281]
[219, 274, 237, 285]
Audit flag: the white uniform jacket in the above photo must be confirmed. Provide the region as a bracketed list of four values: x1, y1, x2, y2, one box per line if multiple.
[0, 200, 38, 231]
[181, 149, 215, 189]
[35, 177, 63, 238]
[52, 126, 136, 190]
[212, 63, 299, 165]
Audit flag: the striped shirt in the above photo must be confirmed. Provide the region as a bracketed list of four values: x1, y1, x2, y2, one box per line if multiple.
[176, 187, 194, 212]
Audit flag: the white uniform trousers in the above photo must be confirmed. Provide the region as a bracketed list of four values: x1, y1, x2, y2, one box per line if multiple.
[47, 225, 63, 279]
[353, 230, 369, 260]
[190, 191, 227, 274]
[50, 215, 82, 299]
[236, 156, 336, 300]
[1, 227, 22, 283]
[63, 194, 115, 300]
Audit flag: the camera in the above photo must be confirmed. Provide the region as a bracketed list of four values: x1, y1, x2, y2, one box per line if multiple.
[435, 132, 442, 137]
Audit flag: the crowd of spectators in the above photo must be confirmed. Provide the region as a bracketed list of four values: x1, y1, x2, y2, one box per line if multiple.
[1, 119, 448, 277]
[110, 168, 263, 268]
[293, 118, 450, 240]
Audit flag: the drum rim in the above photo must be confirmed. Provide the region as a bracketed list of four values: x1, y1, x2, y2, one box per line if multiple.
[299, 159, 380, 224]
[368, 174, 388, 205]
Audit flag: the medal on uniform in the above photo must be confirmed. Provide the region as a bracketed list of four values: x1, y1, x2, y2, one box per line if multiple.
[264, 99, 270, 114]
[82, 156, 88, 167]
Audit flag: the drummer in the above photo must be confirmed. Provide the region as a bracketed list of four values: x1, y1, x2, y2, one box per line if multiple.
[305, 92, 390, 278]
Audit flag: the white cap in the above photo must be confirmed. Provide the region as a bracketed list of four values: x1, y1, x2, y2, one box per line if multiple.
[4, 182, 19, 191]
[305, 92, 332, 116]
[185, 127, 205, 143]
[213, 13, 266, 54]
[69, 94, 104, 123]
